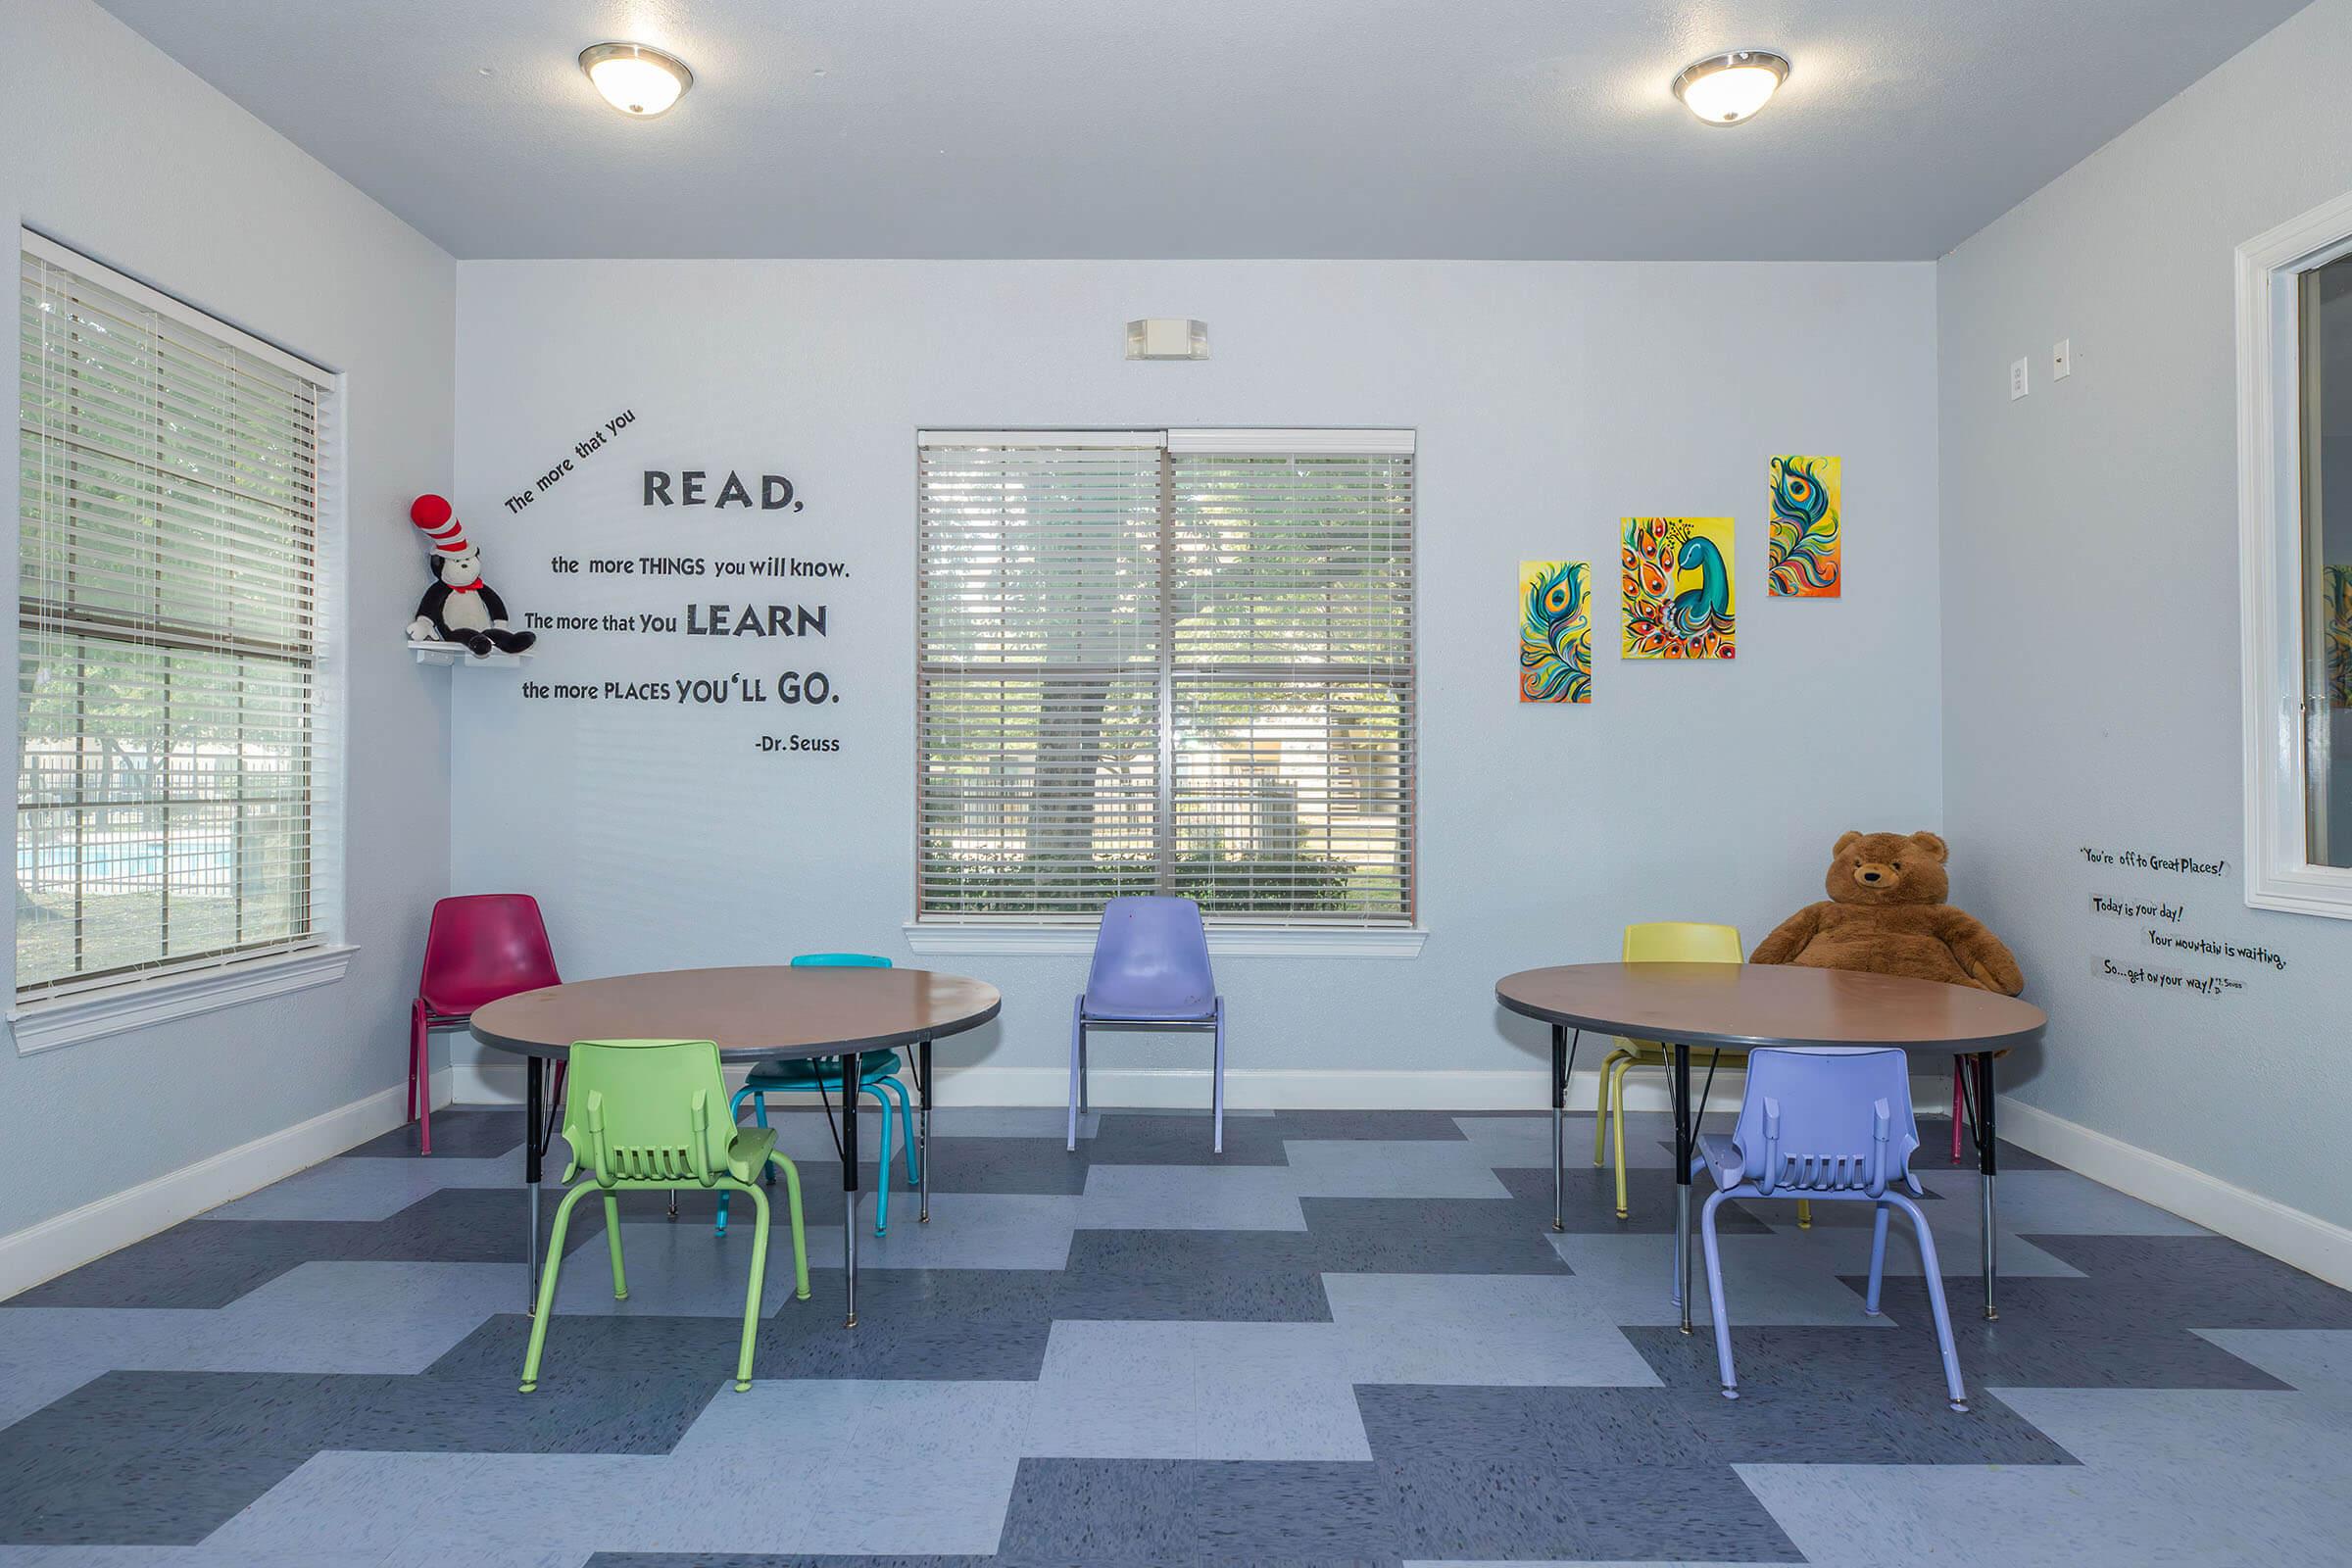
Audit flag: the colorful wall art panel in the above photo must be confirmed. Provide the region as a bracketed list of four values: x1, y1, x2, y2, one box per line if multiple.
[1622, 516, 1736, 659]
[1767, 454, 1841, 598]
[1519, 560, 1592, 703]
[2328, 565, 2352, 706]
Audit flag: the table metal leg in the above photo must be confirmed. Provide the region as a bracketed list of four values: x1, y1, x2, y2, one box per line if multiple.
[1672, 1041, 1693, 1335]
[918, 1038, 933, 1225]
[842, 1050, 860, 1328]
[1549, 1026, 1581, 1234]
[523, 1054, 544, 1308]
[1976, 1049, 1999, 1321]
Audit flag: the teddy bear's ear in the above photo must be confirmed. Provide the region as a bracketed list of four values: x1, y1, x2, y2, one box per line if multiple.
[1907, 831, 1950, 863]
[1833, 830, 1863, 856]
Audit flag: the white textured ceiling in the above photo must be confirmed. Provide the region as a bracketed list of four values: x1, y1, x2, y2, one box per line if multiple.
[97, 0, 2309, 261]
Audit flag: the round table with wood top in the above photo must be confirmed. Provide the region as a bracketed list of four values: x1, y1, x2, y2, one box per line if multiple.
[1494, 962, 2046, 1333]
[470, 965, 1002, 1326]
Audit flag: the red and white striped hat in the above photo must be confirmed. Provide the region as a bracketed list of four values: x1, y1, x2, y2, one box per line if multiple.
[409, 494, 471, 555]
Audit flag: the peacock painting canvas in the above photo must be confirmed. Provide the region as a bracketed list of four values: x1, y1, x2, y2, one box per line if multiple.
[1767, 454, 1841, 598]
[1622, 516, 1735, 660]
[1519, 560, 1591, 703]
[2328, 565, 2352, 707]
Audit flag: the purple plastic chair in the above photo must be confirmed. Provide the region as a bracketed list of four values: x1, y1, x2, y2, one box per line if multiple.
[1695, 1046, 1970, 1411]
[1068, 897, 1225, 1154]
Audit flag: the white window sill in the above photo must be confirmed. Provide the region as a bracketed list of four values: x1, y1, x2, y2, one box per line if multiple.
[9, 944, 359, 1055]
[903, 923, 1427, 958]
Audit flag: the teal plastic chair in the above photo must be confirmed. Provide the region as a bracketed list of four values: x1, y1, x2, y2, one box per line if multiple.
[715, 953, 921, 1239]
[520, 1038, 810, 1395]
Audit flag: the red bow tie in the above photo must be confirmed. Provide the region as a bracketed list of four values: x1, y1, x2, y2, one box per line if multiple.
[446, 580, 482, 593]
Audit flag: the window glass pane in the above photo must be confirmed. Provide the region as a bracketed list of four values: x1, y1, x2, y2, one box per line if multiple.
[915, 435, 1415, 924]
[18, 241, 325, 998]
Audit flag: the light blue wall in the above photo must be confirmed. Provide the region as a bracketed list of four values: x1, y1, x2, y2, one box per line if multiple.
[0, 0, 456, 1236]
[449, 258, 1944, 1099]
[1937, 0, 2352, 1226]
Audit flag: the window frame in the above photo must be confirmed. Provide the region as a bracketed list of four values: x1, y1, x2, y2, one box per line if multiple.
[908, 427, 1426, 958]
[10, 232, 352, 1052]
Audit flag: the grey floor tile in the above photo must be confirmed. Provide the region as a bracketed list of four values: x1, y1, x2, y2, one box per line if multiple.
[1300, 1197, 1575, 1276]
[1053, 1229, 1332, 1322]
[1280, 1141, 1512, 1200]
[1076, 1164, 1306, 1231]
[1323, 1273, 1662, 1387]
[995, 1457, 1403, 1565]
[347, 1110, 526, 1161]
[1023, 1320, 1369, 1460]
[1083, 1112, 1295, 1166]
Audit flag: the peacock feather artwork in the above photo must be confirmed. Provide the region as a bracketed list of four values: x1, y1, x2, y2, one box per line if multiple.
[2328, 565, 2352, 707]
[1767, 455, 1841, 597]
[1622, 516, 1735, 660]
[1519, 560, 1592, 703]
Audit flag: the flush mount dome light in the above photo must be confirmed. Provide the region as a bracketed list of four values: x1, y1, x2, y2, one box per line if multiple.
[1672, 49, 1789, 125]
[579, 41, 693, 118]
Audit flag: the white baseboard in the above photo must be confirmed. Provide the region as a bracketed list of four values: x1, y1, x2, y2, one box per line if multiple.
[0, 1077, 432, 1302]
[1993, 1095, 2352, 1293]
[454, 1060, 1953, 1115]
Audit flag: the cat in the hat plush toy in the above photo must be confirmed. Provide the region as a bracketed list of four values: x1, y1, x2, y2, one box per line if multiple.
[405, 495, 536, 657]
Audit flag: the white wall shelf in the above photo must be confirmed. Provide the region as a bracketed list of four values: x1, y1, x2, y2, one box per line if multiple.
[409, 640, 535, 667]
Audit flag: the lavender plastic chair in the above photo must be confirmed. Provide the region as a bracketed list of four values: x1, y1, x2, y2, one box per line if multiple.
[1695, 1046, 1970, 1411]
[1067, 897, 1225, 1154]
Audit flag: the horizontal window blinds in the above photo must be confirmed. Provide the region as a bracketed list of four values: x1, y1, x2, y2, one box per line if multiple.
[18, 237, 333, 1001]
[916, 431, 1414, 926]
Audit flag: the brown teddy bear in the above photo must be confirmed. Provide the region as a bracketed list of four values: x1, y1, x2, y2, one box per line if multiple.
[1750, 830, 2023, 994]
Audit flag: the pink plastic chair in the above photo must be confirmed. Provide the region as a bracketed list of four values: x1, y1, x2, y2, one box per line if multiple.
[410, 895, 562, 1154]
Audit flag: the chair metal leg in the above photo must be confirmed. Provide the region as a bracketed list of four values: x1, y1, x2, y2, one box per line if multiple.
[1700, 1188, 1738, 1398]
[1592, 1048, 1627, 1165]
[1951, 1056, 1967, 1162]
[1888, 1192, 1969, 1411]
[1066, 1001, 1085, 1152]
[408, 999, 425, 1126]
[867, 1084, 894, 1237]
[1210, 1002, 1225, 1155]
[879, 1076, 919, 1184]
[414, 1003, 434, 1155]
[1864, 1201, 1891, 1315]
[1609, 1054, 1634, 1219]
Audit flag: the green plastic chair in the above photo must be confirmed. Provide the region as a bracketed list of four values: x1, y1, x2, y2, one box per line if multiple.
[519, 1038, 810, 1395]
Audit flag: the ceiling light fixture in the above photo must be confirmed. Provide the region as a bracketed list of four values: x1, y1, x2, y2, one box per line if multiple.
[579, 41, 693, 119]
[1671, 50, 1789, 126]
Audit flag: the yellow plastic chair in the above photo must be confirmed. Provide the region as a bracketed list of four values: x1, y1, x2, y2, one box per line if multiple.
[1592, 923, 1810, 1228]
[519, 1038, 810, 1395]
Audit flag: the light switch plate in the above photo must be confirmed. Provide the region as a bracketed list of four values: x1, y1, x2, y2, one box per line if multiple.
[2010, 357, 2030, 400]
[2053, 338, 2073, 379]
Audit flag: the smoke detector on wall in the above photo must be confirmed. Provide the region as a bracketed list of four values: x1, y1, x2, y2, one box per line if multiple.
[1126, 318, 1209, 361]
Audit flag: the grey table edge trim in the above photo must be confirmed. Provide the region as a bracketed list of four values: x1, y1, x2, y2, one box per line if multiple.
[468, 997, 1002, 1062]
[1494, 989, 2044, 1054]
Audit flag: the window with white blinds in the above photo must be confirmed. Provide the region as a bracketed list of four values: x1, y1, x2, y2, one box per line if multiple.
[17, 234, 336, 1003]
[916, 429, 1415, 926]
